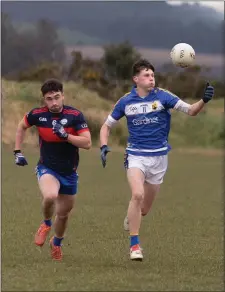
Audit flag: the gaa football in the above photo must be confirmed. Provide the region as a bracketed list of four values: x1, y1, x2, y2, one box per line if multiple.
[170, 43, 195, 68]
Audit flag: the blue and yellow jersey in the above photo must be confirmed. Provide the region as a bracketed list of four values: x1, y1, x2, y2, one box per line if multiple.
[108, 86, 180, 156]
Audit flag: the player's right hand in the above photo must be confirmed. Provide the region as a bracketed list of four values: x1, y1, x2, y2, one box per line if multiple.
[100, 145, 110, 168]
[14, 150, 28, 166]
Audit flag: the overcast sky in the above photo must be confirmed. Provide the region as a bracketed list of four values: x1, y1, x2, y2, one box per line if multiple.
[168, 1, 224, 13]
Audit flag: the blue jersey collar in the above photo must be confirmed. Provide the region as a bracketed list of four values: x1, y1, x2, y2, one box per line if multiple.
[131, 86, 157, 98]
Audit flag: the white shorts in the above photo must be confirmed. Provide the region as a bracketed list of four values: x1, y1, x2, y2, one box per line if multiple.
[127, 154, 168, 185]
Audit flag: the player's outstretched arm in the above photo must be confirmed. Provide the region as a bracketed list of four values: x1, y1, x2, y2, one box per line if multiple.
[14, 117, 29, 166]
[187, 99, 205, 116]
[188, 83, 214, 116]
[173, 83, 214, 116]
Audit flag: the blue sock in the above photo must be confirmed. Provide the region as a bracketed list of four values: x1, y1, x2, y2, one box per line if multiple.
[53, 236, 64, 246]
[130, 235, 139, 247]
[44, 219, 52, 227]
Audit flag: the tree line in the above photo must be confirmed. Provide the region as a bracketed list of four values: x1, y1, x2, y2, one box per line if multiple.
[2, 13, 224, 101]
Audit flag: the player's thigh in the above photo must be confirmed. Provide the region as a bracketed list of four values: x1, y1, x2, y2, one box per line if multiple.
[145, 155, 168, 185]
[36, 164, 60, 199]
[38, 174, 60, 200]
[144, 181, 160, 195]
[127, 167, 145, 198]
[58, 172, 78, 196]
[55, 194, 75, 216]
[141, 182, 160, 215]
[55, 172, 78, 215]
[143, 182, 160, 200]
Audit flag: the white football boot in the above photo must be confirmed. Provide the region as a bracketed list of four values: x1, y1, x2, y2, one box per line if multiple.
[130, 244, 143, 261]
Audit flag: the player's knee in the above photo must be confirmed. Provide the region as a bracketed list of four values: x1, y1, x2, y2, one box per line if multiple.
[56, 209, 72, 220]
[45, 193, 58, 201]
[57, 207, 73, 219]
[131, 191, 144, 203]
[141, 208, 149, 216]
[141, 211, 147, 217]
[57, 213, 69, 220]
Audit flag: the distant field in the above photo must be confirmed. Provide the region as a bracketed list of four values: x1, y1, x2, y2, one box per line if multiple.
[66, 45, 224, 68]
[2, 146, 223, 291]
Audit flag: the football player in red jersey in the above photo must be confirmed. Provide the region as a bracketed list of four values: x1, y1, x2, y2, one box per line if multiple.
[14, 79, 92, 261]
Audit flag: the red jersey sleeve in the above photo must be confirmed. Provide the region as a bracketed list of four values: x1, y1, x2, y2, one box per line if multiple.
[24, 109, 38, 127]
[73, 112, 89, 134]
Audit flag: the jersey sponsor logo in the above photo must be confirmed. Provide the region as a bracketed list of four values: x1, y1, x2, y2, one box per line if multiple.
[125, 101, 163, 116]
[130, 105, 138, 111]
[39, 117, 47, 122]
[52, 120, 57, 126]
[132, 116, 159, 126]
[60, 118, 68, 125]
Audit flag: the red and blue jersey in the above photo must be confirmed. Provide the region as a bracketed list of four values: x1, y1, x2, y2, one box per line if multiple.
[24, 105, 89, 175]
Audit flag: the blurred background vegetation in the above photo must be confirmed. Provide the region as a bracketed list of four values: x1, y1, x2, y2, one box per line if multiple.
[1, 2, 224, 149]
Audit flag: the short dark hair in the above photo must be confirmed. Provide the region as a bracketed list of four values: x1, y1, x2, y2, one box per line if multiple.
[41, 79, 63, 96]
[132, 59, 155, 76]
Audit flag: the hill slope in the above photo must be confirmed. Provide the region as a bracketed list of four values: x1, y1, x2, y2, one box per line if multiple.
[2, 80, 223, 149]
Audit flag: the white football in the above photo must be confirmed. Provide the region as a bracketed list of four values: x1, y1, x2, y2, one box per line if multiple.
[170, 43, 195, 68]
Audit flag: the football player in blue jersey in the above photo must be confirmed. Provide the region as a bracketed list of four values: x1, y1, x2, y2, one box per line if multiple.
[100, 59, 214, 261]
[14, 79, 92, 260]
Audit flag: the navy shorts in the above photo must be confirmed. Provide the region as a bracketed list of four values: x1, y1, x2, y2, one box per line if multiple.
[35, 164, 79, 195]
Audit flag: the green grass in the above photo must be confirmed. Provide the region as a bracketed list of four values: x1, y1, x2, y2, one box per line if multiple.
[2, 146, 224, 291]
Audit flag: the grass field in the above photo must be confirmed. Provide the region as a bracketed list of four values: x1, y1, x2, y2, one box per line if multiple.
[2, 146, 224, 291]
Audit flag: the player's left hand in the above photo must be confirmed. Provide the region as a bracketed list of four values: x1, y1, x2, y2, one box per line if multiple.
[53, 121, 68, 140]
[100, 145, 110, 168]
[202, 83, 214, 103]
